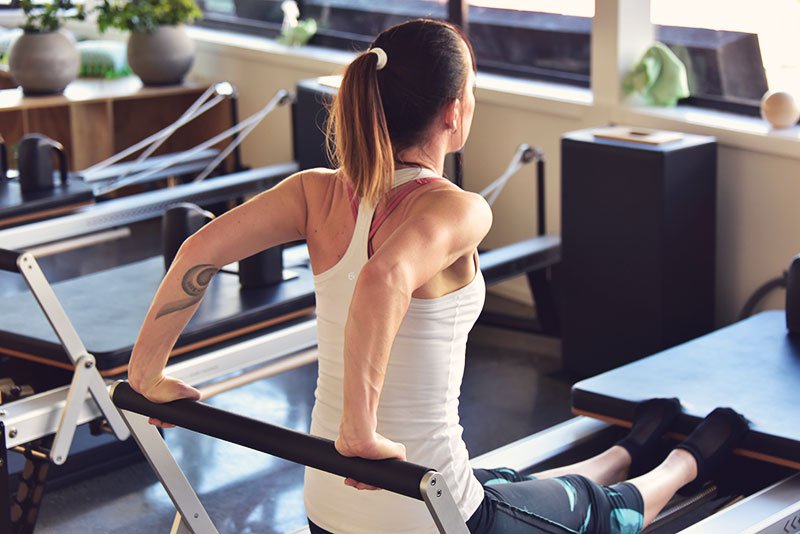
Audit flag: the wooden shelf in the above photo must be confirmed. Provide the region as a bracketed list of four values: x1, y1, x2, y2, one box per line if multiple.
[0, 77, 232, 171]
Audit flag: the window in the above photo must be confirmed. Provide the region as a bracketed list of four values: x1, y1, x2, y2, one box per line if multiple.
[299, 0, 447, 49]
[198, 0, 285, 36]
[196, 0, 596, 86]
[198, 0, 447, 46]
[652, 0, 800, 114]
[467, 1, 593, 86]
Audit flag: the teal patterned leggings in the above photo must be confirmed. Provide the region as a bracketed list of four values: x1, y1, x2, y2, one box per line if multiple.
[467, 468, 644, 534]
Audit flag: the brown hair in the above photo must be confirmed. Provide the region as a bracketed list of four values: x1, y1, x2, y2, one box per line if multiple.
[326, 19, 476, 205]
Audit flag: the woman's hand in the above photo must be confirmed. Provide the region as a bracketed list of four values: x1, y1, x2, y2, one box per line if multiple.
[335, 431, 406, 491]
[130, 375, 201, 428]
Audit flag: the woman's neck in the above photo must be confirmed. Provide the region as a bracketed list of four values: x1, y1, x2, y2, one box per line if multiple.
[395, 138, 449, 176]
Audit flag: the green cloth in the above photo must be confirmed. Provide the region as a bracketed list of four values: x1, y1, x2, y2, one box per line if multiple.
[77, 40, 131, 79]
[624, 42, 689, 106]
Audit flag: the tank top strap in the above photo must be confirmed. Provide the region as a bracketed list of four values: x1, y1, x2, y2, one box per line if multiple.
[348, 167, 447, 259]
[352, 199, 377, 241]
[367, 171, 446, 257]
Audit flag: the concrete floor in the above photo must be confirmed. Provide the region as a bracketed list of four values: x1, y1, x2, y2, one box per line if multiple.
[31, 304, 572, 533]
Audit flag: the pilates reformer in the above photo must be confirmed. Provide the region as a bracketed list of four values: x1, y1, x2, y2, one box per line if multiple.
[0, 141, 571, 533]
[109, 310, 800, 534]
[0, 84, 291, 229]
[0, 141, 309, 532]
[0, 237, 318, 533]
[6, 78, 794, 532]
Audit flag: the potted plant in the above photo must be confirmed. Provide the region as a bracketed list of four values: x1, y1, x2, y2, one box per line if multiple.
[96, 0, 202, 86]
[8, 0, 86, 94]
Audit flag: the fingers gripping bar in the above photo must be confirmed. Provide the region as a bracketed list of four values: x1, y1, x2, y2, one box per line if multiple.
[111, 383, 467, 523]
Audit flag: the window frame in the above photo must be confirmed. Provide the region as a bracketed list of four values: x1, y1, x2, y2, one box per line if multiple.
[198, 0, 776, 116]
[196, 0, 593, 88]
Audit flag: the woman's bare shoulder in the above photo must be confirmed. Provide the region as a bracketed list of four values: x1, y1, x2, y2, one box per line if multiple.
[402, 184, 492, 243]
[292, 167, 346, 197]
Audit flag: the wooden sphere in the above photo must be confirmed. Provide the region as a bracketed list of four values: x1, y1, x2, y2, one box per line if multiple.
[760, 91, 800, 129]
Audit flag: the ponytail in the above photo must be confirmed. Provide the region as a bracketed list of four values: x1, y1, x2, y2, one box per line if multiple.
[326, 51, 394, 206]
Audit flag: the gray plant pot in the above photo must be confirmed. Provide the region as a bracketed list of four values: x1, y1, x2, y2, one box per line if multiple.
[8, 30, 80, 95]
[128, 25, 195, 86]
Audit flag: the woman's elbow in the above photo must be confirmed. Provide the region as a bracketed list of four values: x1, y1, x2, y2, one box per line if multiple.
[172, 232, 216, 268]
[357, 261, 413, 300]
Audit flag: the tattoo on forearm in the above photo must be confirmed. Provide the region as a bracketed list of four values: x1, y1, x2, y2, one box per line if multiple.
[155, 264, 218, 320]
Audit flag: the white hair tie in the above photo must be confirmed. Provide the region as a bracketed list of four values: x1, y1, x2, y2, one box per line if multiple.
[369, 47, 388, 70]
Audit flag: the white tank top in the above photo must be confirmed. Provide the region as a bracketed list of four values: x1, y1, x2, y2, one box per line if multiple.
[304, 167, 485, 533]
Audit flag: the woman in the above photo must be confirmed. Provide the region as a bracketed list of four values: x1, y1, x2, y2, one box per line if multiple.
[128, 19, 748, 534]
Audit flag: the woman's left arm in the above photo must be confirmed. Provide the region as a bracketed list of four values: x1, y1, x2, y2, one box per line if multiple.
[335, 189, 492, 488]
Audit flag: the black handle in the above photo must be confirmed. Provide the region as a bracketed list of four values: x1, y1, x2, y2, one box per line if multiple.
[0, 135, 8, 179]
[112, 382, 432, 500]
[45, 139, 69, 185]
[0, 248, 22, 273]
[536, 157, 546, 237]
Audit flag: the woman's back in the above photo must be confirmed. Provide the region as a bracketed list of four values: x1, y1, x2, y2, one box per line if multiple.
[303, 167, 486, 533]
[302, 168, 478, 298]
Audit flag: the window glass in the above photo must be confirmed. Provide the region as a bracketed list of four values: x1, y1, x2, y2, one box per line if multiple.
[652, 0, 800, 108]
[301, 0, 446, 48]
[195, 0, 596, 87]
[467, 0, 594, 85]
[198, 0, 284, 34]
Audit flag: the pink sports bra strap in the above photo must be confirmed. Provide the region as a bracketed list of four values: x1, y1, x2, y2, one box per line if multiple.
[368, 177, 444, 256]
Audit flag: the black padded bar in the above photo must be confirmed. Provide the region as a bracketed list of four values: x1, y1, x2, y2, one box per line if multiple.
[0, 248, 21, 273]
[479, 236, 561, 286]
[112, 382, 432, 500]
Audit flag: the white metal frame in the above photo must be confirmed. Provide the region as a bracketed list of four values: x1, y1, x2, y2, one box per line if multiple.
[114, 404, 219, 534]
[10, 252, 129, 464]
[2, 319, 316, 450]
[0, 162, 298, 251]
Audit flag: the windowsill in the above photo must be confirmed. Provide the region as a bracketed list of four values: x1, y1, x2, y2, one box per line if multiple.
[618, 104, 800, 160]
[184, 26, 800, 160]
[187, 26, 354, 71]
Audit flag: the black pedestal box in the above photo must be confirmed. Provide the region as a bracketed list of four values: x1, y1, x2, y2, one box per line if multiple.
[292, 78, 337, 171]
[561, 129, 716, 377]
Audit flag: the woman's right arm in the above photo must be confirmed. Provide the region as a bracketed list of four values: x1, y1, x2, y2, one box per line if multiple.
[128, 171, 311, 403]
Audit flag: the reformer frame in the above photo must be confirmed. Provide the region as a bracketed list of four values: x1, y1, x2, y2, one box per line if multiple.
[0, 162, 312, 533]
[0, 245, 316, 534]
[109, 385, 800, 534]
[0, 163, 298, 251]
[475, 145, 561, 337]
[111, 381, 469, 534]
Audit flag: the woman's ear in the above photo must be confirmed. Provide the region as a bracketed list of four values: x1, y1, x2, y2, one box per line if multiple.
[442, 98, 461, 131]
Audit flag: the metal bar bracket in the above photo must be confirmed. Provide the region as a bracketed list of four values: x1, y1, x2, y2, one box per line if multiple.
[114, 398, 218, 534]
[420, 471, 470, 534]
[50, 354, 130, 465]
[1, 421, 11, 534]
[17, 253, 129, 464]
